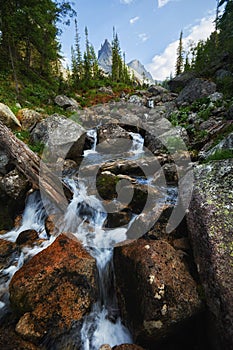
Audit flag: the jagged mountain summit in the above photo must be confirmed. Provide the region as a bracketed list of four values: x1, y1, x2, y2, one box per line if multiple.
[98, 39, 112, 74]
[98, 39, 154, 84]
[127, 59, 154, 85]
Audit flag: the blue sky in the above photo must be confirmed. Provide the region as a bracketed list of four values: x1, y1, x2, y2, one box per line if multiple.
[60, 0, 217, 81]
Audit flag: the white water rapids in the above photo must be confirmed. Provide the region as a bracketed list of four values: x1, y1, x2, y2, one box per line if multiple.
[0, 130, 148, 349]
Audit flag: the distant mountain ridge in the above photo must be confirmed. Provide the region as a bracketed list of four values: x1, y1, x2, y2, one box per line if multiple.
[97, 39, 154, 85]
[127, 59, 154, 85]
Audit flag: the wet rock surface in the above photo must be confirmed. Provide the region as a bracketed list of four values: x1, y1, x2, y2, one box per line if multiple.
[0, 81, 232, 350]
[9, 233, 98, 343]
[114, 239, 202, 347]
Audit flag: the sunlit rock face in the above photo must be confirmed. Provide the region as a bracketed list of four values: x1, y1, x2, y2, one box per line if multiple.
[9, 233, 98, 343]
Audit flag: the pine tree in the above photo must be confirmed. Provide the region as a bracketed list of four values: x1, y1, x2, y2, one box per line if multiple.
[0, 0, 75, 77]
[71, 19, 83, 86]
[111, 28, 123, 82]
[175, 31, 184, 76]
[89, 44, 99, 80]
[83, 26, 92, 81]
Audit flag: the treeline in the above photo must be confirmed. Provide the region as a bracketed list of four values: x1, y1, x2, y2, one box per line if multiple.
[0, 0, 133, 103]
[0, 1, 75, 81]
[175, 0, 233, 96]
[70, 23, 132, 90]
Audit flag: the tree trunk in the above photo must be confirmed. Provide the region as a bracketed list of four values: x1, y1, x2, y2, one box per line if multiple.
[0, 122, 71, 213]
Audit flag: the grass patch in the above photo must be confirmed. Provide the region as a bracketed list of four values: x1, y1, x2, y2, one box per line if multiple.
[205, 149, 233, 162]
[14, 130, 44, 156]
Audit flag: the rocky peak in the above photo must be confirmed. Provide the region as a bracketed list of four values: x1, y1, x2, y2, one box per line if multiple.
[127, 59, 154, 85]
[98, 39, 112, 74]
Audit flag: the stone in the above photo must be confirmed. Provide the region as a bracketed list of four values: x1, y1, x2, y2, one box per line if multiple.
[199, 131, 233, 160]
[54, 95, 80, 111]
[0, 238, 16, 269]
[100, 157, 160, 177]
[176, 78, 216, 105]
[152, 163, 178, 185]
[0, 313, 38, 350]
[128, 95, 145, 106]
[208, 92, 223, 103]
[99, 345, 112, 350]
[113, 345, 145, 350]
[0, 102, 21, 128]
[105, 211, 132, 228]
[14, 215, 23, 228]
[168, 72, 196, 93]
[97, 123, 132, 154]
[99, 86, 114, 95]
[148, 85, 168, 96]
[186, 160, 233, 349]
[9, 233, 98, 343]
[0, 169, 28, 200]
[0, 147, 12, 175]
[16, 230, 39, 246]
[16, 109, 43, 130]
[114, 239, 202, 346]
[45, 214, 59, 236]
[30, 114, 86, 162]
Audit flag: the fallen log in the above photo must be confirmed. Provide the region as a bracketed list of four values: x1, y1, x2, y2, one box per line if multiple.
[0, 121, 71, 212]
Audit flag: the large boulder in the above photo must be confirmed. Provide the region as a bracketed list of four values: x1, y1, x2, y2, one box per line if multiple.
[114, 239, 202, 347]
[54, 95, 80, 111]
[176, 78, 216, 105]
[30, 114, 86, 162]
[0, 169, 28, 231]
[17, 109, 43, 130]
[97, 123, 133, 153]
[186, 160, 233, 349]
[9, 233, 98, 343]
[0, 238, 16, 270]
[148, 85, 168, 96]
[167, 72, 196, 93]
[0, 103, 21, 128]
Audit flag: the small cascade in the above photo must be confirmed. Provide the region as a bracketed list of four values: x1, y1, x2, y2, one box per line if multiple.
[0, 192, 54, 313]
[129, 132, 144, 155]
[61, 179, 132, 349]
[0, 126, 175, 347]
[84, 128, 98, 156]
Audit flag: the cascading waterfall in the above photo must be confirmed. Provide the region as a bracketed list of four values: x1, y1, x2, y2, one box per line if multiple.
[129, 131, 144, 155]
[0, 191, 54, 312]
[62, 180, 132, 349]
[0, 131, 146, 347]
[0, 130, 177, 348]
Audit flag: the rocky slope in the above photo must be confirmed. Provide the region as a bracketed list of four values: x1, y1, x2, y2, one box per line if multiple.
[0, 74, 232, 349]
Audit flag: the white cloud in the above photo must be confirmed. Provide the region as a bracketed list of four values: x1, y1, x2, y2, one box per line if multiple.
[138, 33, 149, 42]
[130, 16, 139, 25]
[120, 0, 133, 4]
[158, 0, 172, 8]
[146, 14, 215, 81]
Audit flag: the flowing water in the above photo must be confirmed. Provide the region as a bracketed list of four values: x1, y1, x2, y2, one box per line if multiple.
[0, 130, 175, 348]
